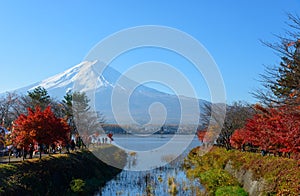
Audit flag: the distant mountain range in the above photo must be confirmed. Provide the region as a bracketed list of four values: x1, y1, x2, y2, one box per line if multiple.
[5, 61, 209, 124]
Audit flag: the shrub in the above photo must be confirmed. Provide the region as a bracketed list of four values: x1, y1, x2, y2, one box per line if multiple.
[70, 179, 86, 193]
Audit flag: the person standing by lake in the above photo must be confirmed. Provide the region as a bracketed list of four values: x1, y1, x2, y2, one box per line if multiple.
[29, 144, 34, 159]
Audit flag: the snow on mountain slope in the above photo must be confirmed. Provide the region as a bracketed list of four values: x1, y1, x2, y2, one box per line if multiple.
[39, 61, 84, 89]
[15, 61, 115, 99]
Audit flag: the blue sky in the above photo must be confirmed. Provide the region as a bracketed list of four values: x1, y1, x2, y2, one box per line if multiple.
[0, 1, 299, 103]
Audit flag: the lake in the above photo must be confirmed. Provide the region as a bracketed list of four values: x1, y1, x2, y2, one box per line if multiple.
[96, 134, 203, 195]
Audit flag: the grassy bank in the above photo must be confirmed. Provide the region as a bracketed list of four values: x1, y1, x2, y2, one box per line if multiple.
[0, 145, 127, 195]
[184, 147, 300, 195]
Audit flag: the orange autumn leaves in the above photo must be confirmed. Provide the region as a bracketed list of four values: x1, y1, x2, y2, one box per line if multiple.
[12, 106, 70, 147]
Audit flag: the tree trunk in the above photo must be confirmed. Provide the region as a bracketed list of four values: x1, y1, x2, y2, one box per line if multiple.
[8, 149, 11, 164]
[39, 147, 42, 160]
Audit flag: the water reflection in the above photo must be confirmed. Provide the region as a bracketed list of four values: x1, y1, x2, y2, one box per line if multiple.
[114, 134, 196, 171]
[98, 135, 203, 195]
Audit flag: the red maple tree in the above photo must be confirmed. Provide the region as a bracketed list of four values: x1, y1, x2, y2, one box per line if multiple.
[12, 106, 70, 148]
[230, 105, 300, 157]
[197, 129, 207, 142]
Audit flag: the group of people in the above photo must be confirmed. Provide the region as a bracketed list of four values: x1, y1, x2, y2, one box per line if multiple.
[9, 133, 114, 159]
[65, 136, 86, 153]
[14, 143, 35, 159]
[85, 133, 114, 148]
[14, 143, 63, 159]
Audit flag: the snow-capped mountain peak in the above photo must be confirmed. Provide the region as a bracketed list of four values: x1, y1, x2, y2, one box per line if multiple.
[21, 61, 116, 98]
[34, 61, 85, 90]
[4, 61, 206, 124]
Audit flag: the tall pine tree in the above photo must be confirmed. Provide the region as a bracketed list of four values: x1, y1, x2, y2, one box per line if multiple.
[27, 86, 51, 110]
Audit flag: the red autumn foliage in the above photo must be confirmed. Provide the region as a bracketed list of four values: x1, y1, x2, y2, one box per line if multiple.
[230, 105, 300, 156]
[197, 127, 217, 144]
[107, 133, 114, 141]
[230, 129, 252, 150]
[12, 106, 70, 147]
[197, 130, 207, 142]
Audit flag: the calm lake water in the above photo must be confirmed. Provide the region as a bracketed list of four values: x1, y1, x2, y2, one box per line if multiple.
[97, 134, 203, 195]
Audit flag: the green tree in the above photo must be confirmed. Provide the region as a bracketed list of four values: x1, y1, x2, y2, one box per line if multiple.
[62, 91, 105, 138]
[62, 91, 78, 136]
[27, 86, 51, 109]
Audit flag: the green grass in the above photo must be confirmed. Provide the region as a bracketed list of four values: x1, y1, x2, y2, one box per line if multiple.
[215, 186, 248, 196]
[0, 145, 127, 195]
[198, 168, 240, 195]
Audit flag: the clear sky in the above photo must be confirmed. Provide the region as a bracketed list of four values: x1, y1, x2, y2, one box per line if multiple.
[0, 1, 299, 103]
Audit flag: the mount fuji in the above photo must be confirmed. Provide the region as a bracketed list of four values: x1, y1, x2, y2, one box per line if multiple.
[7, 61, 208, 124]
